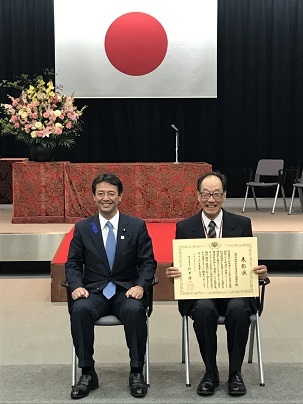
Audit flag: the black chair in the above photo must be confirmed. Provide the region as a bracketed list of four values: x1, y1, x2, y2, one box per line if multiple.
[242, 159, 287, 214]
[288, 168, 303, 214]
[181, 277, 270, 387]
[62, 276, 158, 387]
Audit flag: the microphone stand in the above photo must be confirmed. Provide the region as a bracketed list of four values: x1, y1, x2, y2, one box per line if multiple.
[173, 128, 179, 164]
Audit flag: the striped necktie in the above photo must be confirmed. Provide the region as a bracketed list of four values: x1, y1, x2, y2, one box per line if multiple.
[103, 221, 116, 299]
[208, 221, 217, 238]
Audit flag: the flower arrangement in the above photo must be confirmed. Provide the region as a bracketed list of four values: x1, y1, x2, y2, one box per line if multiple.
[0, 70, 86, 149]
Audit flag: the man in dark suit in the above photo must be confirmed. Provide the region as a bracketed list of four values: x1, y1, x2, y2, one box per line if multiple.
[66, 173, 157, 399]
[166, 171, 268, 397]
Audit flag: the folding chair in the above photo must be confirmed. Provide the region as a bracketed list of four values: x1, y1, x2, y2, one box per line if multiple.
[181, 277, 270, 387]
[242, 159, 287, 214]
[62, 276, 158, 387]
[288, 169, 303, 214]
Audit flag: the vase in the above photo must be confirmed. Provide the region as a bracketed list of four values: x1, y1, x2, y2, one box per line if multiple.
[29, 144, 55, 162]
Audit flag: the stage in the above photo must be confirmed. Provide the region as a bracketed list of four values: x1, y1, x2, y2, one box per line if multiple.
[1, 198, 303, 301]
[1, 197, 302, 257]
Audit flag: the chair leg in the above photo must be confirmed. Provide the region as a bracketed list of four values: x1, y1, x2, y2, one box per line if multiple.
[248, 321, 255, 363]
[183, 315, 191, 387]
[272, 184, 280, 214]
[281, 186, 287, 211]
[181, 316, 185, 364]
[145, 317, 150, 386]
[298, 188, 303, 211]
[255, 313, 265, 386]
[251, 187, 259, 210]
[72, 345, 77, 387]
[242, 186, 250, 213]
[288, 187, 296, 215]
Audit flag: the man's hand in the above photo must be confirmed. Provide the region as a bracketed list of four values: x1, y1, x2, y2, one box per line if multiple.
[253, 265, 268, 280]
[126, 286, 144, 299]
[166, 266, 182, 283]
[71, 287, 89, 300]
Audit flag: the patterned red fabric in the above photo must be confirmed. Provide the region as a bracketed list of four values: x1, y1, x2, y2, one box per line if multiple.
[65, 162, 212, 222]
[0, 158, 28, 204]
[12, 161, 67, 223]
[12, 162, 212, 223]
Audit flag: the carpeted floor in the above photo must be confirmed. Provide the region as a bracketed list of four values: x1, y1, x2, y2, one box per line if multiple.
[1, 362, 302, 404]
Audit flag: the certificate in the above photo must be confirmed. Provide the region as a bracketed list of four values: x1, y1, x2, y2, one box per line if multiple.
[173, 237, 259, 299]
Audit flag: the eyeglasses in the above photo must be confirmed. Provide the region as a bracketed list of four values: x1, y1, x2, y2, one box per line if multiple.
[97, 191, 117, 198]
[199, 191, 224, 201]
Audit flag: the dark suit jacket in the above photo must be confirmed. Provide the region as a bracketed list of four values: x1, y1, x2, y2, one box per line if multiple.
[65, 213, 157, 294]
[176, 209, 256, 315]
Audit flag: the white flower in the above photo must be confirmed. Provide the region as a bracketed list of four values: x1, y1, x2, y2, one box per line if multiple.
[34, 122, 43, 130]
[54, 110, 62, 117]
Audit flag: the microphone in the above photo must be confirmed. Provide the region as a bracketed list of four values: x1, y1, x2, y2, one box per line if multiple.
[171, 124, 179, 132]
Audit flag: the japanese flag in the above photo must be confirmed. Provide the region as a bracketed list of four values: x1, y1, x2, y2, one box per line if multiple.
[54, 0, 217, 98]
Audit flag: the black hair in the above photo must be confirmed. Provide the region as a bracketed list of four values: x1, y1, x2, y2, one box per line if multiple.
[92, 173, 123, 195]
[197, 171, 228, 192]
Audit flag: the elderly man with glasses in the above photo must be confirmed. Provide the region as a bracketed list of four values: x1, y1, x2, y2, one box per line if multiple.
[166, 171, 268, 397]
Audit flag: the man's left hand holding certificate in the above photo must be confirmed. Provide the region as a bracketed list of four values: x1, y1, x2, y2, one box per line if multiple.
[173, 237, 259, 300]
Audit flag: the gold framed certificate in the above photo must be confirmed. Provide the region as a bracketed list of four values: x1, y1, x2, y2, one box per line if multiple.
[173, 237, 259, 299]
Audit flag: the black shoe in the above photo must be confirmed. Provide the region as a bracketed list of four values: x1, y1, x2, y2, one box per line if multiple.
[129, 372, 148, 398]
[71, 374, 99, 399]
[228, 371, 247, 396]
[197, 370, 220, 396]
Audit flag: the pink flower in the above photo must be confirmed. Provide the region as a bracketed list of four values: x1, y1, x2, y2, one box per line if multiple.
[55, 127, 62, 135]
[43, 112, 50, 118]
[14, 122, 20, 128]
[10, 115, 18, 123]
[65, 122, 72, 129]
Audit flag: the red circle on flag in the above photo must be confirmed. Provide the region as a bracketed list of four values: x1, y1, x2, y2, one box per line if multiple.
[104, 12, 168, 76]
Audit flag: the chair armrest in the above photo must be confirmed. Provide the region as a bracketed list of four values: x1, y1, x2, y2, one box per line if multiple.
[61, 280, 74, 313]
[278, 168, 287, 185]
[292, 167, 301, 183]
[242, 168, 253, 183]
[147, 275, 159, 317]
[257, 277, 270, 316]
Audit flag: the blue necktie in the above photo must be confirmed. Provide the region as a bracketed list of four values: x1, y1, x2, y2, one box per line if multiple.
[103, 221, 116, 299]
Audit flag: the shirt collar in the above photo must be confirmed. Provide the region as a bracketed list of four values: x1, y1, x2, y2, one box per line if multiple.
[99, 211, 119, 230]
[201, 209, 223, 229]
